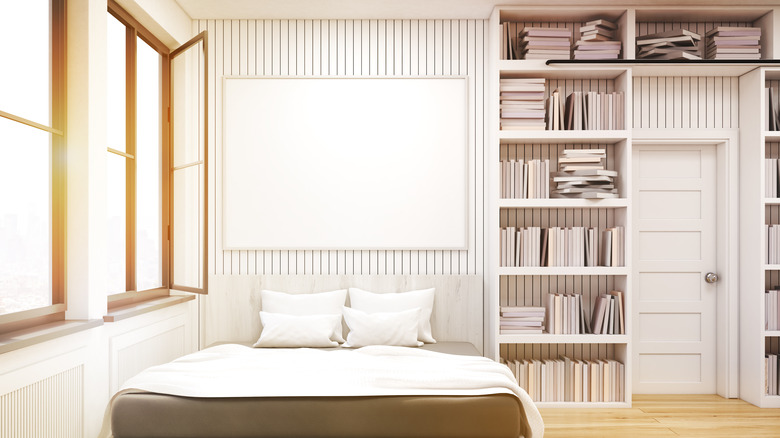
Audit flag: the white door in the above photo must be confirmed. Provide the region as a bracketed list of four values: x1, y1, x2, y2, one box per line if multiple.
[632, 144, 718, 394]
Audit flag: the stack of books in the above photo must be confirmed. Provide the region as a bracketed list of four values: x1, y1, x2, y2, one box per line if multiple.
[552, 149, 618, 199]
[518, 27, 571, 60]
[499, 78, 546, 130]
[505, 356, 625, 402]
[573, 19, 621, 60]
[636, 28, 702, 60]
[545, 293, 588, 334]
[590, 291, 625, 335]
[500, 306, 545, 334]
[705, 26, 761, 60]
[766, 289, 780, 330]
[500, 158, 550, 199]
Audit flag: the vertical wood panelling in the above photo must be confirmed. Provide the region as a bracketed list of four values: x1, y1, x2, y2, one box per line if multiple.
[632, 76, 739, 129]
[202, 19, 487, 276]
[0, 366, 83, 438]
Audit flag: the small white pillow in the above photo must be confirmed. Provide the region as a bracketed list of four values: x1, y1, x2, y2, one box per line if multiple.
[253, 312, 340, 348]
[261, 289, 347, 343]
[342, 307, 423, 348]
[348, 287, 436, 344]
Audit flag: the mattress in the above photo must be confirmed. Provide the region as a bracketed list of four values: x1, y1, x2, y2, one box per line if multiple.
[108, 342, 541, 438]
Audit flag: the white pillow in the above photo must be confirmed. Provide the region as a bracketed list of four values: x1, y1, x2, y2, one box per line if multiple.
[348, 287, 436, 343]
[342, 307, 422, 348]
[253, 312, 340, 348]
[261, 289, 347, 343]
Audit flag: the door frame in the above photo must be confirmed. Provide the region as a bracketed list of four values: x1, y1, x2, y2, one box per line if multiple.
[632, 129, 739, 398]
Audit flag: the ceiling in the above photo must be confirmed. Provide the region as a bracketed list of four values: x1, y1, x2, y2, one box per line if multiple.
[175, 0, 780, 20]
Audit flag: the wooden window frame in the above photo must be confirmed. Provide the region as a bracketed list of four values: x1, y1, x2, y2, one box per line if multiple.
[0, 0, 67, 333]
[106, 0, 171, 307]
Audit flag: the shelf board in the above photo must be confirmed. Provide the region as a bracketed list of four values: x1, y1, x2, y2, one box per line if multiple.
[499, 60, 628, 79]
[765, 331, 780, 337]
[498, 267, 629, 276]
[535, 401, 630, 408]
[498, 334, 628, 344]
[763, 198, 780, 205]
[765, 132, 780, 142]
[498, 130, 629, 144]
[499, 198, 628, 209]
[545, 59, 780, 77]
[764, 265, 780, 271]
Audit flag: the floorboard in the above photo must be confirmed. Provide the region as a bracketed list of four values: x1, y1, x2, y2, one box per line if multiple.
[538, 395, 780, 438]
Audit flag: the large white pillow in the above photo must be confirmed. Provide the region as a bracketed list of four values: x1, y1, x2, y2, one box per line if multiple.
[348, 287, 436, 343]
[342, 307, 422, 348]
[261, 289, 347, 343]
[253, 312, 340, 348]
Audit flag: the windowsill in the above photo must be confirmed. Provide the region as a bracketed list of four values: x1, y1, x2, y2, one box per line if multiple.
[0, 319, 104, 355]
[103, 294, 195, 323]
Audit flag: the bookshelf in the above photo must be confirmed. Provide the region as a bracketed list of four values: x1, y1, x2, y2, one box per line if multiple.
[490, 7, 633, 408]
[739, 67, 780, 408]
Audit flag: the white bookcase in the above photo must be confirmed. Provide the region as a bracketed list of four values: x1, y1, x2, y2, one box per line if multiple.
[739, 67, 780, 408]
[489, 4, 780, 409]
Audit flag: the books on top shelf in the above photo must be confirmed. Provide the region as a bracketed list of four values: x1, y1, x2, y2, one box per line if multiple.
[637, 29, 702, 60]
[767, 353, 779, 396]
[500, 226, 625, 267]
[518, 27, 571, 60]
[705, 26, 761, 60]
[500, 78, 546, 130]
[766, 290, 780, 331]
[500, 158, 550, 199]
[590, 291, 625, 335]
[500, 306, 545, 334]
[503, 356, 625, 403]
[573, 19, 621, 60]
[553, 149, 618, 199]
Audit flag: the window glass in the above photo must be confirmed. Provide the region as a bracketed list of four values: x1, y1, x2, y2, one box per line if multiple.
[0, 0, 51, 126]
[107, 12, 127, 152]
[107, 153, 127, 295]
[136, 36, 162, 291]
[0, 118, 52, 314]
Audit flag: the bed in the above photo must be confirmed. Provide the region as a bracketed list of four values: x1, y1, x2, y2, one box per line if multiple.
[103, 275, 544, 438]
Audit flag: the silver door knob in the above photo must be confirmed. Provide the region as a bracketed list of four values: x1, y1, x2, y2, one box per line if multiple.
[705, 272, 719, 284]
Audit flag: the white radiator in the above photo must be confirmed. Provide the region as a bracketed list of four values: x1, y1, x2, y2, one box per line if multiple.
[0, 365, 83, 438]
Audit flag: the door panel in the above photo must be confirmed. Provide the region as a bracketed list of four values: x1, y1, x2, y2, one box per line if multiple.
[633, 144, 717, 394]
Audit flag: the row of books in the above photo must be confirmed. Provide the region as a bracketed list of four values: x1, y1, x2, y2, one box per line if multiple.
[500, 78, 546, 130]
[500, 159, 550, 199]
[504, 356, 625, 402]
[766, 353, 779, 396]
[499, 226, 626, 267]
[765, 158, 780, 197]
[590, 291, 625, 335]
[500, 306, 545, 334]
[553, 148, 618, 199]
[767, 88, 779, 131]
[554, 90, 626, 131]
[766, 290, 780, 331]
[766, 224, 780, 264]
[545, 294, 586, 335]
[705, 26, 761, 60]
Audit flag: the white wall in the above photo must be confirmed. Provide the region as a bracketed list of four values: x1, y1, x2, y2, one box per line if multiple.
[200, 18, 488, 277]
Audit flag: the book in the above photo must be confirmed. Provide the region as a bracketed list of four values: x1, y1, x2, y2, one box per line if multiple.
[519, 27, 571, 38]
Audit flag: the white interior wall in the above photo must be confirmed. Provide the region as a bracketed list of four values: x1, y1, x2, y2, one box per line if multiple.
[200, 18, 488, 277]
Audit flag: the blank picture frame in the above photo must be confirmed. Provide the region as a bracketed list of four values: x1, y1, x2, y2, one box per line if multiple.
[222, 76, 469, 250]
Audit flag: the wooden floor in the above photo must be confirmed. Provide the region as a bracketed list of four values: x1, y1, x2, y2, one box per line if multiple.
[539, 395, 780, 437]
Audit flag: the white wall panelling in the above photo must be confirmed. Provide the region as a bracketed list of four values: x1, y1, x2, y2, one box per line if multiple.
[632, 77, 739, 129]
[201, 274, 483, 351]
[199, 18, 487, 275]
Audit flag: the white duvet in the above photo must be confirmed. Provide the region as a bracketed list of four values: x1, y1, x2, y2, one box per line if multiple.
[101, 344, 544, 438]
